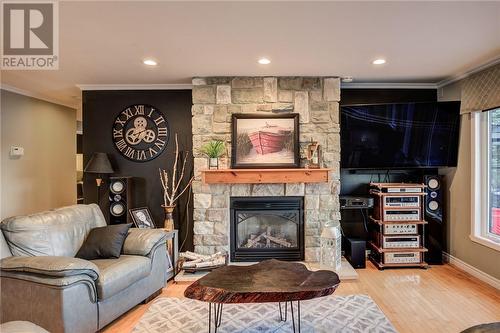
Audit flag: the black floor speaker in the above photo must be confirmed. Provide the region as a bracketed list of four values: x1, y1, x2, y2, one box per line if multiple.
[108, 176, 133, 225]
[423, 175, 444, 264]
[343, 237, 366, 268]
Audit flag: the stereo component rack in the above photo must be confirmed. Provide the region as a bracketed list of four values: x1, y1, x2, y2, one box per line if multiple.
[368, 183, 428, 269]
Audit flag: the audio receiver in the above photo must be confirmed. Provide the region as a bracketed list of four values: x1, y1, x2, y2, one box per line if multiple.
[386, 187, 422, 193]
[383, 223, 418, 235]
[383, 209, 420, 221]
[383, 195, 420, 208]
[382, 235, 420, 248]
[384, 252, 421, 264]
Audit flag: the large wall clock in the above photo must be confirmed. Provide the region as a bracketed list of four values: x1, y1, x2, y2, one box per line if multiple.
[112, 104, 169, 162]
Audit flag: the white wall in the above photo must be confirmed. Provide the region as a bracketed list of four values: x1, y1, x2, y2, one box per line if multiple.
[1, 90, 77, 219]
[439, 81, 500, 280]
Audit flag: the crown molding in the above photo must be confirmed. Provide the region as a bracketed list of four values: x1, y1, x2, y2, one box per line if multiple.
[76, 83, 193, 91]
[437, 57, 500, 88]
[340, 82, 437, 89]
[0, 84, 77, 109]
[342, 56, 500, 90]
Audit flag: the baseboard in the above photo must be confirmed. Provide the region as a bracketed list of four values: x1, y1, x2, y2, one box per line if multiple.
[442, 252, 500, 290]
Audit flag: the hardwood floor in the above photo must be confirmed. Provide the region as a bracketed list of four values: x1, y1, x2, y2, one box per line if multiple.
[103, 262, 500, 333]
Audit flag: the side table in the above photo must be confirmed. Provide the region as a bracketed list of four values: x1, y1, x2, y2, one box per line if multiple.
[163, 229, 178, 280]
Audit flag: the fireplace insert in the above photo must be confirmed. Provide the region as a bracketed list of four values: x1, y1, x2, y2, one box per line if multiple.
[230, 196, 304, 262]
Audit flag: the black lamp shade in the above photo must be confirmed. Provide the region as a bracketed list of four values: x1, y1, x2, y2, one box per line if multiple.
[84, 153, 114, 174]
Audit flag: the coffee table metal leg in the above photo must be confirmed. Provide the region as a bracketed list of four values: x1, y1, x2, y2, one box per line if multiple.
[279, 302, 288, 322]
[208, 303, 223, 333]
[208, 303, 212, 333]
[297, 301, 301, 332]
[289, 301, 301, 333]
[215, 303, 223, 329]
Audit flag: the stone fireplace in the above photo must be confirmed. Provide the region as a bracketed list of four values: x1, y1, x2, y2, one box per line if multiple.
[230, 196, 304, 262]
[191, 76, 341, 262]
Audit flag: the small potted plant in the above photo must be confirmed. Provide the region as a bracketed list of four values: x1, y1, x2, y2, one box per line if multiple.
[200, 140, 226, 170]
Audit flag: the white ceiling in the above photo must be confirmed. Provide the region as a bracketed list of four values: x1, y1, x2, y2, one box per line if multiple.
[1, 1, 499, 109]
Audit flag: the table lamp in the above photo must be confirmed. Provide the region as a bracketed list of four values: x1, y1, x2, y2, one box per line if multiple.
[84, 152, 114, 203]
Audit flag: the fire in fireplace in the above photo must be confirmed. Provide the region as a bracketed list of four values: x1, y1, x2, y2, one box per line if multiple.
[230, 196, 304, 262]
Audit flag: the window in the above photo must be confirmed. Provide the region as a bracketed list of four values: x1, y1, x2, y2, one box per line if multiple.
[489, 110, 500, 238]
[471, 108, 500, 251]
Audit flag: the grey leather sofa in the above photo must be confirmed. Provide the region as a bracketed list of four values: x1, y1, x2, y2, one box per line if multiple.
[0, 204, 168, 333]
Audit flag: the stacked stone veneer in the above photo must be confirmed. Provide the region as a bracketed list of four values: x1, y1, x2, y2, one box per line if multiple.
[191, 77, 341, 262]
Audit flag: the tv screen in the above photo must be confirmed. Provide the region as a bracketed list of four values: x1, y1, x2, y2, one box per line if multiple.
[341, 101, 461, 169]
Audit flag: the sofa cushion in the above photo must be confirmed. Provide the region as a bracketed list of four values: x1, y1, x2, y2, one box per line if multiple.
[76, 224, 131, 260]
[123, 228, 167, 256]
[0, 204, 106, 257]
[0, 256, 99, 280]
[91, 255, 151, 300]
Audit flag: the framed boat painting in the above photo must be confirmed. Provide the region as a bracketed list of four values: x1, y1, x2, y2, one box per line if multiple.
[231, 113, 300, 168]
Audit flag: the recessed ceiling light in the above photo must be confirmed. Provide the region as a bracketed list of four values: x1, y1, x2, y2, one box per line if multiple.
[258, 58, 271, 65]
[143, 59, 158, 66]
[342, 76, 354, 83]
[372, 59, 386, 65]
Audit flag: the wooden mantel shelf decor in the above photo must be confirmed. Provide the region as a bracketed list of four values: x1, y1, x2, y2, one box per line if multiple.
[201, 168, 331, 184]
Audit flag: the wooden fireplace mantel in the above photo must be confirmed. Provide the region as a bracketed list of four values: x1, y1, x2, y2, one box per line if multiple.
[201, 168, 331, 184]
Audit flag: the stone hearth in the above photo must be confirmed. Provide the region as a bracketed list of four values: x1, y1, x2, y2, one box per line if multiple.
[191, 76, 341, 262]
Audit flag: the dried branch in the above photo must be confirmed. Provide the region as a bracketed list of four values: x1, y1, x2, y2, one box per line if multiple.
[159, 168, 170, 206]
[171, 135, 179, 204]
[173, 151, 189, 195]
[159, 133, 193, 207]
[172, 175, 194, 203]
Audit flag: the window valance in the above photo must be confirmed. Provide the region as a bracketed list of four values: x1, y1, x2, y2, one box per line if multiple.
[460, 62, 500, 114]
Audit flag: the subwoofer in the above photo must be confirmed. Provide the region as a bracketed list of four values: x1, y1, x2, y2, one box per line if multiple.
[343, 237, 366, 269]
[423, 175, 444, 264]
[108, 177, 133, 225]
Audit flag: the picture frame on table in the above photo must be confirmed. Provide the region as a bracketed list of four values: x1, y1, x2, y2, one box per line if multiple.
[231, 113, 300, 168]
[129, 207, 156, 228]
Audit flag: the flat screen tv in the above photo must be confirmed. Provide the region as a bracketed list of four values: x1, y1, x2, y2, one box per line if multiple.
[341, 101, 461, 169]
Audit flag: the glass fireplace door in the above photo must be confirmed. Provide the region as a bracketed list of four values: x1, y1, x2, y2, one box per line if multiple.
[230, 197, 304, 262]
[236, 211, 299, 250]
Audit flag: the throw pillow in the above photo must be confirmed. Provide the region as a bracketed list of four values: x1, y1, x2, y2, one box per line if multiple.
[76, 224, 131, 260]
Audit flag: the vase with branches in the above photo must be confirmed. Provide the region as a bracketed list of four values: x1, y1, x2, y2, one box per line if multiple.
[159, 134, 194, 231]
[200, 140, 226, 169]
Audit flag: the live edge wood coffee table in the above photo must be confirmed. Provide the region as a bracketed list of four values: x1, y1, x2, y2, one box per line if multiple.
[184, 259, 340, 333]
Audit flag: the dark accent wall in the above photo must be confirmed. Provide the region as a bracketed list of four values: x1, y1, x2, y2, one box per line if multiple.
[83, 90, 193, 251]
[339, 88, 438, 196]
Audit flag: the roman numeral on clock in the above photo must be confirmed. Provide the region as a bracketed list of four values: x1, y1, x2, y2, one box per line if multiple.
[154, 117, 165, 126]
[124, 147, 135, 159]
[113, 128, 123, 138]
[137, 150, 147, 160]
[123, 108, 134, 120]
[158, 127, 168, 137]
[116, 139, 127, 151]
[148, 147, 158, 157]
[155, 138, 165, 150]
[114, 117, 126, 127]
[134, 105, 145, 115]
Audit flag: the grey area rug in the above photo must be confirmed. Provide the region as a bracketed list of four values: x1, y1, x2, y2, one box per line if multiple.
[132, 295, 398, 333]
